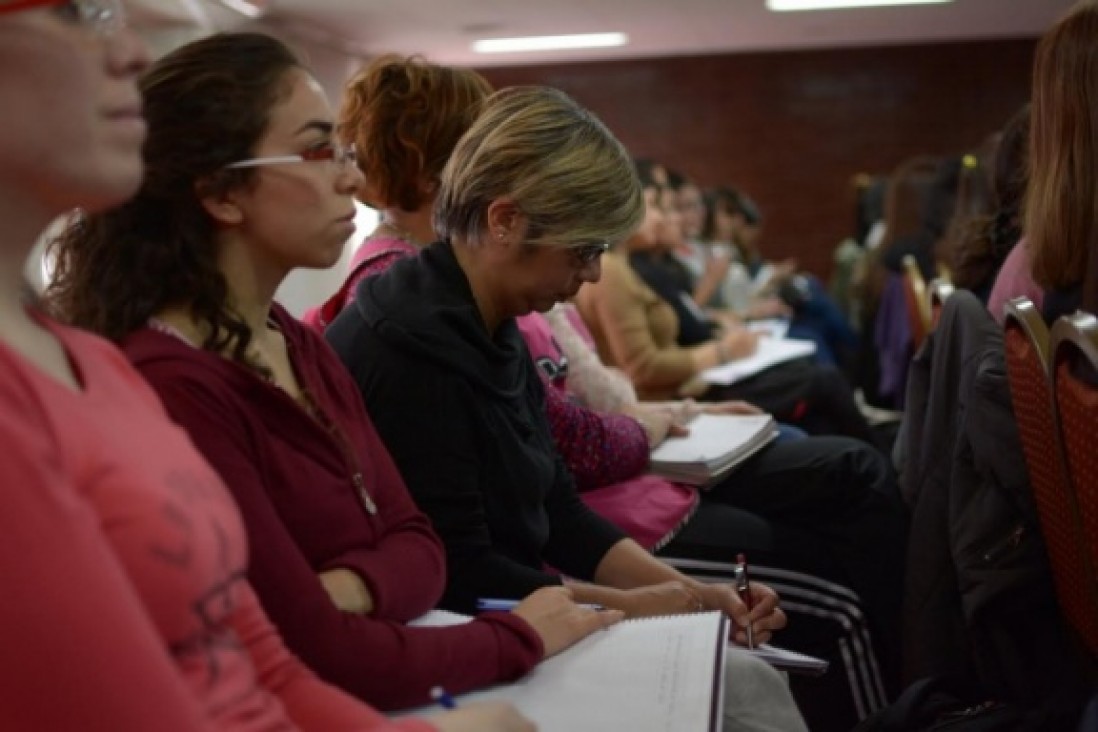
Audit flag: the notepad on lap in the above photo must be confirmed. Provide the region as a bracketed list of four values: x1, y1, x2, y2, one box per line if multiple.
[396, 611, 729, 732]
[649, 413, 777, 486]
[737, 643, 829, 676]
[701, 337, 816, 386]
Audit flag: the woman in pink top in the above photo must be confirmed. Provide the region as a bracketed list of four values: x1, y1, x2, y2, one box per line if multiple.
[303, 56, 492, 330]
[0, 3, 532, 731]
[987, 239, 1043, 324]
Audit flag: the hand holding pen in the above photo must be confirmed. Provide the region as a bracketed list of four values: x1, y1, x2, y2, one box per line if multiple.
[690, 554, 786, 647]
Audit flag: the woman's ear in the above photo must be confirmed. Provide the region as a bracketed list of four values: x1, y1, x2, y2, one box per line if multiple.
[195, 175, 245, 226]
[419, 175, 439, 202]
[485, 197, 522, 244]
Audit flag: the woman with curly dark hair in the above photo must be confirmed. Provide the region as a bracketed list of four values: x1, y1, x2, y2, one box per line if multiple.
[949, 105, 1030, 307]
[46, 31, 608, 727]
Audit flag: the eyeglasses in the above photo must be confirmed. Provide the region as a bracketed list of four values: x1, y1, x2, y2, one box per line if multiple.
[224, 142, 358, 172]
[569, 240, 610, 266]
[2, 0, 127, 36]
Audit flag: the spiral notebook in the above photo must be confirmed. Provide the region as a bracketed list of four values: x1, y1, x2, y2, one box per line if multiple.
[649, 413, 778, 486]
[399, 610, 729, 731]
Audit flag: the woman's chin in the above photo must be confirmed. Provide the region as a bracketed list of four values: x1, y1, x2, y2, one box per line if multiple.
[74, 165, 145, 214]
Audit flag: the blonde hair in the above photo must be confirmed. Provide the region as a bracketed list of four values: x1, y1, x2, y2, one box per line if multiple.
[338, 55, 492, 210]
[434, 86, 643, 250]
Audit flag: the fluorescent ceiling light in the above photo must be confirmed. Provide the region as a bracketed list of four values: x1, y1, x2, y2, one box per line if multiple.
[215, 0, 268, 18]
[473, 33, 628, 54]
[768, 0, 952, 10]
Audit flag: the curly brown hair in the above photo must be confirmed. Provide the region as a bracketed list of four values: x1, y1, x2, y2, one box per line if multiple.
[46, 32, 301, 370]
[339, 54, 492, 212]
[947, 106, 1028, 293]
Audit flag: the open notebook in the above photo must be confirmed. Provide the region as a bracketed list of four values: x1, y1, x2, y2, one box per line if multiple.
[400, 610, 729, 732]
[649, 413, 778, 486]
[700, 337, 817, 386]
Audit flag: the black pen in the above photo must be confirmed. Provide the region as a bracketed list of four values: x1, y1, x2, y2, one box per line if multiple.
[734, 552, 756, 649]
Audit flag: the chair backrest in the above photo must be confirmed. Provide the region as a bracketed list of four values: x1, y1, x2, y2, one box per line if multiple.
[1047, 311, 1098, 658]
[928, 279, 955, 330]
[901, 255, 930, 350]
[1004, 299, 1098, 659]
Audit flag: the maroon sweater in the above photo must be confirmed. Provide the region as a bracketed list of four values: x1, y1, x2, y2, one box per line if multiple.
[121, 305, 541, 710]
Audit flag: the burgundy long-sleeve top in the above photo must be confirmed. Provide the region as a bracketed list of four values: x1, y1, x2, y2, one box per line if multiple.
[121, 304, 541, 711]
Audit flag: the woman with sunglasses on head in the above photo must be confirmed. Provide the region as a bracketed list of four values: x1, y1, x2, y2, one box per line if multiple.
[40, 26, 618, 732]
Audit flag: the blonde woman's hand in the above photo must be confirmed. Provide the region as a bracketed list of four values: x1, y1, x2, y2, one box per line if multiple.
[694, 581, 786, 647]
[603, 581, 705, 619]
[509, 586, 623, 659]
[429, 702, 536, 732]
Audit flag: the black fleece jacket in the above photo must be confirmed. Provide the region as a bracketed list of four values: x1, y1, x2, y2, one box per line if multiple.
[326, 240, 624, 613]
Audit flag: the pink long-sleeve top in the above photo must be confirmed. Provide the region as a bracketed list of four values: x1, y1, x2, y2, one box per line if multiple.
[302, 236, 417, 331]
[515, 312, 697, 551]
[121, 304, 541, 711]
[0, 312, 432, 732]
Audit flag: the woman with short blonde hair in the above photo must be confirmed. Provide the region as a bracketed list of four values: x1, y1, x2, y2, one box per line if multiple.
[434, 85, 643, 253]
[327, 85, 807, 732]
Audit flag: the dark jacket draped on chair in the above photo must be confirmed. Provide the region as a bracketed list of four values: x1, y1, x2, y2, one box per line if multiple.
[899, 291, 1087, 727]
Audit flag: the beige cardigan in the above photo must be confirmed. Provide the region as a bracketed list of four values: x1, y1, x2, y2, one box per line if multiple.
[575, 252, 709, 400]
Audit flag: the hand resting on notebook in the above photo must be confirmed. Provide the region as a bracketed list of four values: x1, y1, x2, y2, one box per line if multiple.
[625, 398, 765, 449]
[509, 586, 624, 658]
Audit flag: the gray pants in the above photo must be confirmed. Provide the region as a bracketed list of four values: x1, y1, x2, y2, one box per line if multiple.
[723, 651, 808, 732]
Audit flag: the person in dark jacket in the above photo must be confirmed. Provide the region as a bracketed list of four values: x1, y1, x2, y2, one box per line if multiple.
[328, 87, 815, 732]
[898, 290, 1090, 728]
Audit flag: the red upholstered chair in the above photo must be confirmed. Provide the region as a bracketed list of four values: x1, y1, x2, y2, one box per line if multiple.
[1005, 299, 1098, 658]
[1046, 311, 1098, 658]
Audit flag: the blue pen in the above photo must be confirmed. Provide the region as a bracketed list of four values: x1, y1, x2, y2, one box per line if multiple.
[430, 685, 457, 710]
[477, 597, 606, 612]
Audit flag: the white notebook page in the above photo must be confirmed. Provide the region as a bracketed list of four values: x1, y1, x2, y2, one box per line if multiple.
[396, 611, 728, 732]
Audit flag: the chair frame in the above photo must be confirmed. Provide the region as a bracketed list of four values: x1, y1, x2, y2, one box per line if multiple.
[901, 255, 930, 349]
[1048, 311, 1098, 658]
[1005, 297, 1052, 373]
[928, 279, 955, 329]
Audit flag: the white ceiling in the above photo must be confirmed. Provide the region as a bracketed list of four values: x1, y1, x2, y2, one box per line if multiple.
[144, 0, 1077, 67]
